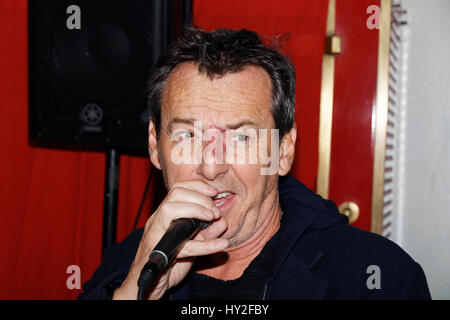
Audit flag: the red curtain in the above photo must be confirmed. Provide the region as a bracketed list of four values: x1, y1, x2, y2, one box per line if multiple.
[0, 1, 156, 299]
[0, 0, 327, 299]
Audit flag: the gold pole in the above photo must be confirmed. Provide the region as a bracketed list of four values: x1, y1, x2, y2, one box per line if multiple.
[371, 0, 392, 234]
[317, 0, 340, 199]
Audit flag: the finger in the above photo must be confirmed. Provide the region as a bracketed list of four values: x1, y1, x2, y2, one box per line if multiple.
[177, 238, 229, 259]
[171, 180, 218, 197]
[160, 202, 216, 229]
[195, 216, 228, 241]
[167, 187, 218, 213]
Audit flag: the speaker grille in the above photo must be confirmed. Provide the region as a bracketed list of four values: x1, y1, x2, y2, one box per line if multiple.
[29, 0, 176, 151]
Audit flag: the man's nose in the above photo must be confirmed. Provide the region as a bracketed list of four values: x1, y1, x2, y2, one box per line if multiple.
[196, 132, 229, 180]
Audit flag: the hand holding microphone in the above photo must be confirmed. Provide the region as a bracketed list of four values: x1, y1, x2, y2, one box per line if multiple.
[136, 217, 211, 300]
[112, 180, 229, 300]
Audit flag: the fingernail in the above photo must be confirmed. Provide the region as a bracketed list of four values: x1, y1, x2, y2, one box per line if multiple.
[204, 208, 214, 220]
[218, 238, 229, 248]
[211, 205, 221, 219]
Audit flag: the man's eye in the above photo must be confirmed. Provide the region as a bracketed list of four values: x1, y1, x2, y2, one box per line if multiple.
[175, 131, 193, 141]
[232, 134, 249, 143]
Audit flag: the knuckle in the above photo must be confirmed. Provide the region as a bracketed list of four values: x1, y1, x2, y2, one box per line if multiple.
[160, 202, 173, 218]
[171, 181, 185, 190]
[166, 187, 177, 198]
[171, 181, 181, 188]
[168, 186, 187, 200]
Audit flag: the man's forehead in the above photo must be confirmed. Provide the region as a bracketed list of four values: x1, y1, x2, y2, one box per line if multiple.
[161, 62, 274, 126]
[163, 63, 271, 102]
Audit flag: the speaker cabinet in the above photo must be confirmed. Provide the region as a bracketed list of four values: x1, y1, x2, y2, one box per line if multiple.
[28, 0, 184, 152]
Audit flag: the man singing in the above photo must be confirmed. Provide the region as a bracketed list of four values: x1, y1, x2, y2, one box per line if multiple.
[78, 27, 430, 300]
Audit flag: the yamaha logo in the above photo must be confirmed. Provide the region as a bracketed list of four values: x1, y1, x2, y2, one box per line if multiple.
[80, 103, 103, 125]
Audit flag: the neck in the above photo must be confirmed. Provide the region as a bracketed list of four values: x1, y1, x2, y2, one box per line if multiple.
[195, 193, 282, 280]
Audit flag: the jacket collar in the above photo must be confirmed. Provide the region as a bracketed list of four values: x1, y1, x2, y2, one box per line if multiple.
[261, 175, 347, 299]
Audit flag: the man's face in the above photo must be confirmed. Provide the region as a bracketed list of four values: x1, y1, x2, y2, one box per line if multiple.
[149, 62, 289, 247]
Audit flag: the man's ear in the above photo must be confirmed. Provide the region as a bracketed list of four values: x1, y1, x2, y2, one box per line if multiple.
[278, 123, 297, 176]
[148, 120, 162, 170]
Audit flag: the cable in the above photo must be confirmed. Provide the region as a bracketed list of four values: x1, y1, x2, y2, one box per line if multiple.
[131, 169, 153, 231]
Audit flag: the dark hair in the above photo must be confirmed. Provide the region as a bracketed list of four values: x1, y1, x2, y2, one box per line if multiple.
[147, 27, 296, 139]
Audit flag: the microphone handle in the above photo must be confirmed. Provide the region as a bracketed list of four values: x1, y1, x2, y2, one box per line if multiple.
[152, 218, 205, 267]
[137, 218, 208, 299]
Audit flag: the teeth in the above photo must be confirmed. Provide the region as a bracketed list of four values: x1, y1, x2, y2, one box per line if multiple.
[212, 192, 232, 207]
[213, 192, 230, 200]
[214, 200, 226, 207]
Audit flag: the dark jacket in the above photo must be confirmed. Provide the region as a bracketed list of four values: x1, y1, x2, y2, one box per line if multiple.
[78, 176, 431, 300]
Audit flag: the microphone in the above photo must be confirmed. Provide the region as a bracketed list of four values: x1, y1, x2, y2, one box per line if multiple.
[136, 218, 209, 300]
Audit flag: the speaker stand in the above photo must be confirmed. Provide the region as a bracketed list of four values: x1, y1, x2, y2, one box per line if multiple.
[102, 147, 120, 255]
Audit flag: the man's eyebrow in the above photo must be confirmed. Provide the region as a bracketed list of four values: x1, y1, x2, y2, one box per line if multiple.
[167, 117, 196, 131]
[225, 120, 260, 130]
[167, 117, 260, 131]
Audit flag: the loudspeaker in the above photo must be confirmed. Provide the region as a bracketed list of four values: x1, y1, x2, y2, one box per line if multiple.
[28, 0, 186, 152]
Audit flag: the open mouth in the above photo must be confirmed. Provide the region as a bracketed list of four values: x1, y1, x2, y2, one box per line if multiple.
[212, 191, 234, 208]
